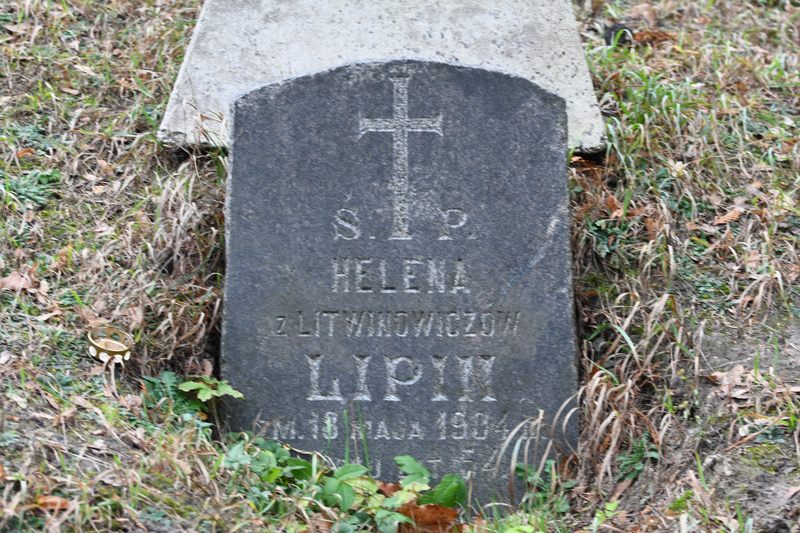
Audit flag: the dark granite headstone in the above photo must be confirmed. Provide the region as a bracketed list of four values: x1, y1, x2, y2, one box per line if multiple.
[223, 60, 577, 500]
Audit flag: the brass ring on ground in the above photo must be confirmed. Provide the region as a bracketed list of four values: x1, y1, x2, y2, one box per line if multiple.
[87, 325, 133, 364]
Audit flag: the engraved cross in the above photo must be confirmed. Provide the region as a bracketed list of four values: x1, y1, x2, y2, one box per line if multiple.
[359, 74, 443, 240]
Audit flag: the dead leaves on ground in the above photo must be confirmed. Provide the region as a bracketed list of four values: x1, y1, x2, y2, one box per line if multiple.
[373, 482, 462, 533]
[0, 268, 36, 291]
[398, 502, 460, 533]
[707, 363, 800, 405]
[712, 207, 744, 225]
[628, 3, 658, 27]
[35, 495, 71, 511]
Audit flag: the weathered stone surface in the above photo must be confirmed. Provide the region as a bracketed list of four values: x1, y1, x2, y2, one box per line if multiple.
[222, 60, 577, 500]
[159, 0, 604, 152]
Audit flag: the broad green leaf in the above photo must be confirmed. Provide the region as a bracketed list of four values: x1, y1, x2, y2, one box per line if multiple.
[384, 488, 419, 509]
[375, 509, 412, 533]
[197, 388, 214, 402]
[216, 382, 244, 398]
[250, 450, 277, 475]
[178, 381, 206, 392]
[345, 476, 378, 495]
[394, 455, 430, 486]
[322, 477, 356, 510]
[223, 441, 251, 469]
[285, 457, 313, 480]
[334, 463, 368, 480]
[417, 474, 467, 508]
[263, 466, 282, 483]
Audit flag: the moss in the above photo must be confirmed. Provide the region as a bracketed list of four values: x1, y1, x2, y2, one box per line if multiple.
[743, 443, 784, 474]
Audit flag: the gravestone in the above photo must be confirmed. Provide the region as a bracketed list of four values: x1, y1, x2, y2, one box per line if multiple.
[222, 60, 578, 500]
[158, 0, 605, 153]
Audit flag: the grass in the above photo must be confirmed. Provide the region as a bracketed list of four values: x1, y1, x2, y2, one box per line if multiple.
[1, 0, 799, 530]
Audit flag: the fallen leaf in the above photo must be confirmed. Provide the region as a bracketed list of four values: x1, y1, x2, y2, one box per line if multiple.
[708, 364, 749, 398]
[629, 3, 657, 26]
[645, 217, 663, 240]
[713, 208, 744, 225]
[0, 463, 5, 482]
[8, 393, 27, 409]
[398, 503, 460, 533]
[74, 64, 98, 77]
[4, 23, 29, 34]
[15, 147, 35, 159]
[378, 481, 402, 496]
[307, 514, 333, 533]
[61, 86, 79, 95]
[94, 223, 114, 236]
[77, 306, 109, 328]
[634, 29, 674, 45]
[55, 407, 77, 424]
[92, 185, 108, 195]
[0, 271, 34, 291]
[785, 264, 799, 283]
[0, 350, 12, 365]
[36, 495, 70, 511]
[119, 395, 143, 410]
[97, 159, 114, 177]
[686, 221, 720, 235]
[126, 305, 144, 330]
[71, 396, 94, 410]
[36, 310, 63, 322]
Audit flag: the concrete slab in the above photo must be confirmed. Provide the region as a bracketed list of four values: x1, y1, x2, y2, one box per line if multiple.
[158, 0, 605, 152]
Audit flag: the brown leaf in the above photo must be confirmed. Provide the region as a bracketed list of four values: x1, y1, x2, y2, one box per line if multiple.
[77, 306, 109, 328]
[645, 217, 663, 240]
[399, 503, 460, 533]
[605, 195, 621, 215]
[126, 305, 144, 330]
[784, 263, 799, 283]
[610, 477, 633, 501]
[686, 221, 720, 235]
[378, 481, 401, 497]
[307, 514, 333, 533]
[634, 29, 674, 45]
[713, 208, 744, 225]
[35, 310, 63, 322]
[15, 147, 35, 159]
[628, 3, 657, 26]
[4, 23, 29, 34]
[36, 495, 70, 511]
[74, 64, 98, 77]
[708, 364, 749, 399]
[0, 271, 34, 291]
[119, 395, 143, 410]
[97, 159, 115, 177]
[0, 463, 6, 482]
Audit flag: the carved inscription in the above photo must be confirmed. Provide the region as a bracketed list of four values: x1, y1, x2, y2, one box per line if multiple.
[304, 353, 497, 403]
[358, 74, 443, 240]
[276, 70, 536, 480]
[262, 409, 537, 480]
[332, 257, 469, 294]
[270, 310, 520, 338]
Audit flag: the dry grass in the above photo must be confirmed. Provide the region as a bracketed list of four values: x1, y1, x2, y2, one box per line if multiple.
[0, 0, 798, 531]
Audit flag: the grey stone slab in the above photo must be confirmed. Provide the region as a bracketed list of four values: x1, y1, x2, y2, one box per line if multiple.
[222, 60, 578, 501]
[158, 0, 605, 153]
